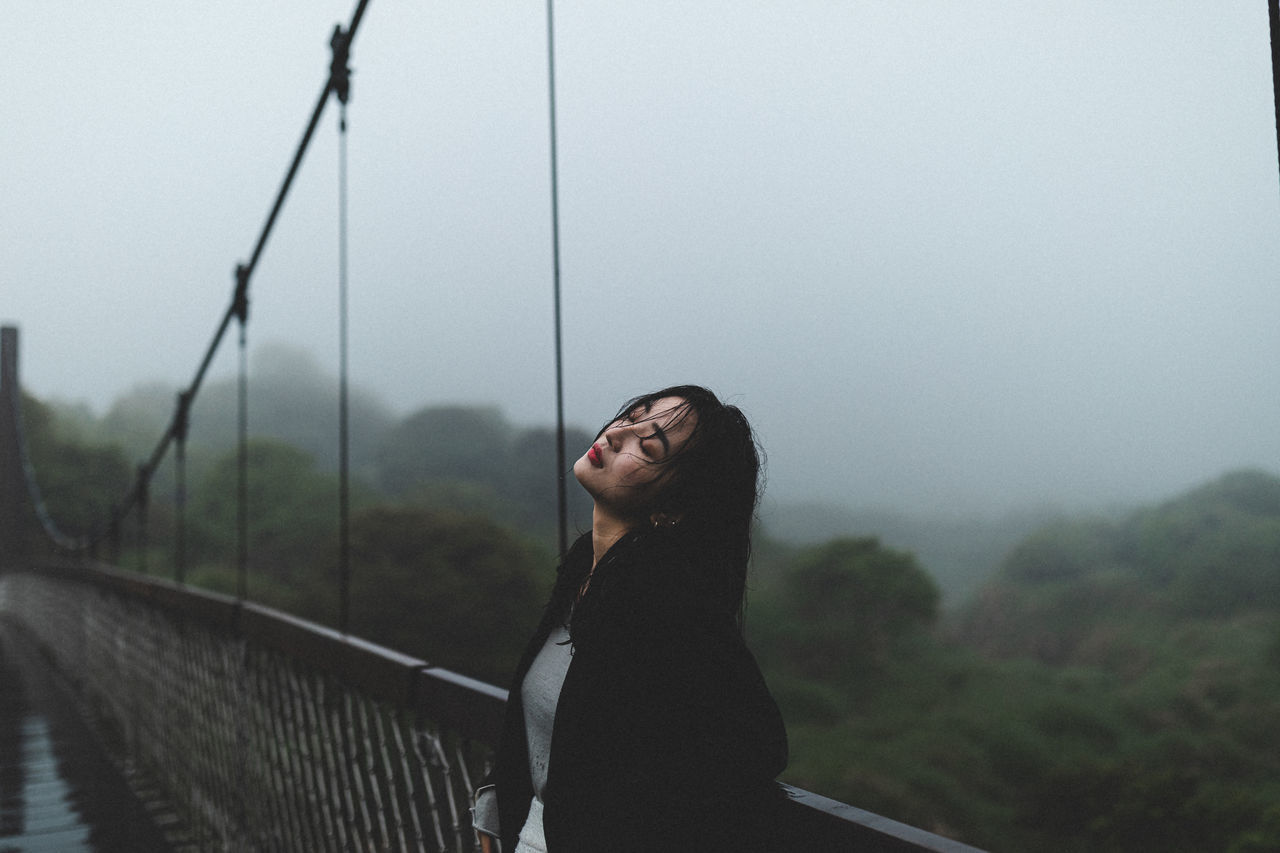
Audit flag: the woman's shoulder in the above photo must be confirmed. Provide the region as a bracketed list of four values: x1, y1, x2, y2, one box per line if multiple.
[575, 532, 738, 641]
[598, 532, 701, 601]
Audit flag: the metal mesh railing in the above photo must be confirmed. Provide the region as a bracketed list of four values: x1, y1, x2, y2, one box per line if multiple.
[0, 561, 984, 853]
[0, 565, 496, 852]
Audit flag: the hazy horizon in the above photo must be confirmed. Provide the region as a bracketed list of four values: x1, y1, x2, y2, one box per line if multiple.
[20, 334, 1273, 524]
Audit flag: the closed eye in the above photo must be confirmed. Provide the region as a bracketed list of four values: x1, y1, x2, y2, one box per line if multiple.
[639, 426, 670, 458]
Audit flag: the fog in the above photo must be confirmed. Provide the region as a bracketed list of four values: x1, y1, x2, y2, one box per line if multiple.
[5, 1, 1279, 515]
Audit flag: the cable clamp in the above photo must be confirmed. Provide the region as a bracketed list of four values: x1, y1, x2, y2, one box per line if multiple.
[330, 25, 352, 105]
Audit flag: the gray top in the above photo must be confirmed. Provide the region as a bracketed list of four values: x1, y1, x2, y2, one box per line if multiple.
[472, 623, 574, 845]
[521, 623, 573, 798]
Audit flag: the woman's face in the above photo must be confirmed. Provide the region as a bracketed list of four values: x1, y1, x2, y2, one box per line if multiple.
[573, 396, 697, 524]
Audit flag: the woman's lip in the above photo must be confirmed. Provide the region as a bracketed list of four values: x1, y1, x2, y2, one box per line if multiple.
[587, 445, 603, 467]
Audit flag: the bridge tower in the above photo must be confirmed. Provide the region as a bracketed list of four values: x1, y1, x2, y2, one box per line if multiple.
[0, 325, 34, 567]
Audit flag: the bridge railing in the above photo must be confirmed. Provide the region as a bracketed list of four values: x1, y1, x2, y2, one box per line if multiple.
[0, 560, 981, 852]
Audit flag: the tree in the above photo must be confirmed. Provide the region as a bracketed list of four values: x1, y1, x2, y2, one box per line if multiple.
[506, 425, 595, 534]
[755, 537, 939, 684]
[375, 405, 512, 496]
[338, 505, 551, 683]
[1001, 518, 1122, 583]
[20, 392, 131, 542]
[96, 382, 176, 464]
[189, 343, 393, 476]
[189, 439, 344, 581]
[374, 407, 595, 546]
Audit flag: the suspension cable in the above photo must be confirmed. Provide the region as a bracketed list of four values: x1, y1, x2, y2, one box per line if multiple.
[546, 0, 569, 558]
[51, 0, 374, 563]
[0, 331, 80, 552]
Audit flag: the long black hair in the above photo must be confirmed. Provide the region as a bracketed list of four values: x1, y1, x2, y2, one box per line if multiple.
[597, 384, 763, 625]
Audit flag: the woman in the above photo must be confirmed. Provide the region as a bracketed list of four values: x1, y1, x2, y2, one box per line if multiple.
[473, 385, 788, 853]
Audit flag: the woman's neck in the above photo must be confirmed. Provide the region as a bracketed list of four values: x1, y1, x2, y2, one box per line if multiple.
[589, 506, 643, 567]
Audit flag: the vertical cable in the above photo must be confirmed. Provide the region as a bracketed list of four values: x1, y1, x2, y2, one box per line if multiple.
[331, 24, 353, 634]
[175, 438, 186, 583]
[338, 99, 352, 634]
[546, 0, 569, 558]
[238, 322, 248, 600]
[174, 391, 190, 584]
[234, 265, 250, 602]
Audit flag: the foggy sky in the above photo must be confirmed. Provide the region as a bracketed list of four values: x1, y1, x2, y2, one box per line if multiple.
[5, 1, 1280, 515]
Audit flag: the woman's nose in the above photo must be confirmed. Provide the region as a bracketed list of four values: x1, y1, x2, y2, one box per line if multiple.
[604, 423, 632, 448]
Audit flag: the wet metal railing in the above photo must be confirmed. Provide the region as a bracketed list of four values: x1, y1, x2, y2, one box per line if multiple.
[0, 561, 981, 852]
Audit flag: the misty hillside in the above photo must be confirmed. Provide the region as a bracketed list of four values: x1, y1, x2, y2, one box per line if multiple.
[750, 470, 1280, 852]
[760, 501, 1069, 606]
[956, 468, 1280, 664]
[89, 344, 395, 478]
[67, 345, 1096, 606]
[21, 382, 1280, 850]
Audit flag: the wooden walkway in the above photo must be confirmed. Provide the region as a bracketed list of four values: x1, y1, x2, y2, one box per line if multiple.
[0, 619, 172, 853]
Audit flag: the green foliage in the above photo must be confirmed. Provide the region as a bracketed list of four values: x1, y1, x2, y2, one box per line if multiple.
[21, 392, 131, 540]
[92, 344, 395, 481]
[787, 538, 939, 627]
[760, 471, 1280, 851]
[26, 386, 1280, 852]
[1125, 470, 1280, 613]
[95, 382, 175, 463]
[189, 343, 394, 477]
[375, 407, 593, 544]
[962, 469, 1280, 668]
[376, 405, 512, 494]
[762, 501, 1055, 606]
[83, 357, 593, 551]
[337, 505, 551, 683]
[188, 439, 352, 580]
[1002, 518, 1122, 583]
[752, 536, 938, 691]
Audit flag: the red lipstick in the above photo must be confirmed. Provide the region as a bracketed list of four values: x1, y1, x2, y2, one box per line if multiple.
[587, 444, 603, 467]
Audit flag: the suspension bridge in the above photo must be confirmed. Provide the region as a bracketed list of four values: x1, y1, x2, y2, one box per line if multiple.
[25, 0, 1279, 849]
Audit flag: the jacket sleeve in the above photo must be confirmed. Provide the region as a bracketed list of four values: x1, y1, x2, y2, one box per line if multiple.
[471, 784, 501, 842]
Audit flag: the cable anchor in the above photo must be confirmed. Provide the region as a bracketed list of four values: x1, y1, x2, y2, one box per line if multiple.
[330, 25, 352, 106]
[232, 263, 250, 326]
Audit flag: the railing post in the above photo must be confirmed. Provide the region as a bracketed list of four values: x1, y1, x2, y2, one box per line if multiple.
[0, 325, 31, 568]
[108, 506, 122, 565]
[136, 463, 150, 573]
[174, 390, 191, 584]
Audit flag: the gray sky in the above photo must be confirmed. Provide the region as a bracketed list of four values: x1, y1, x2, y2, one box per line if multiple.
[5, 1, 1279, 515]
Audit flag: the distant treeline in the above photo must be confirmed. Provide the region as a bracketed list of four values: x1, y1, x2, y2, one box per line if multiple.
[760, 468, 1280, 852]
[17, 363, 1280, 851]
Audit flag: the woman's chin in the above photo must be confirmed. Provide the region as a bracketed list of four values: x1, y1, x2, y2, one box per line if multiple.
[571, 457, 591, 486]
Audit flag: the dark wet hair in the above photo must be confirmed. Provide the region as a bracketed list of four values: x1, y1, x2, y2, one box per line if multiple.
[598, 384, 763, 623]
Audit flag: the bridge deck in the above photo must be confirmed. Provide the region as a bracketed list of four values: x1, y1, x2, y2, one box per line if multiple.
[0, 620, 172, 853]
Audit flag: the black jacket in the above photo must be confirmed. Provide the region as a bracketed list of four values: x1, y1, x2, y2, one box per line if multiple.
[489, 531, 788, 852]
